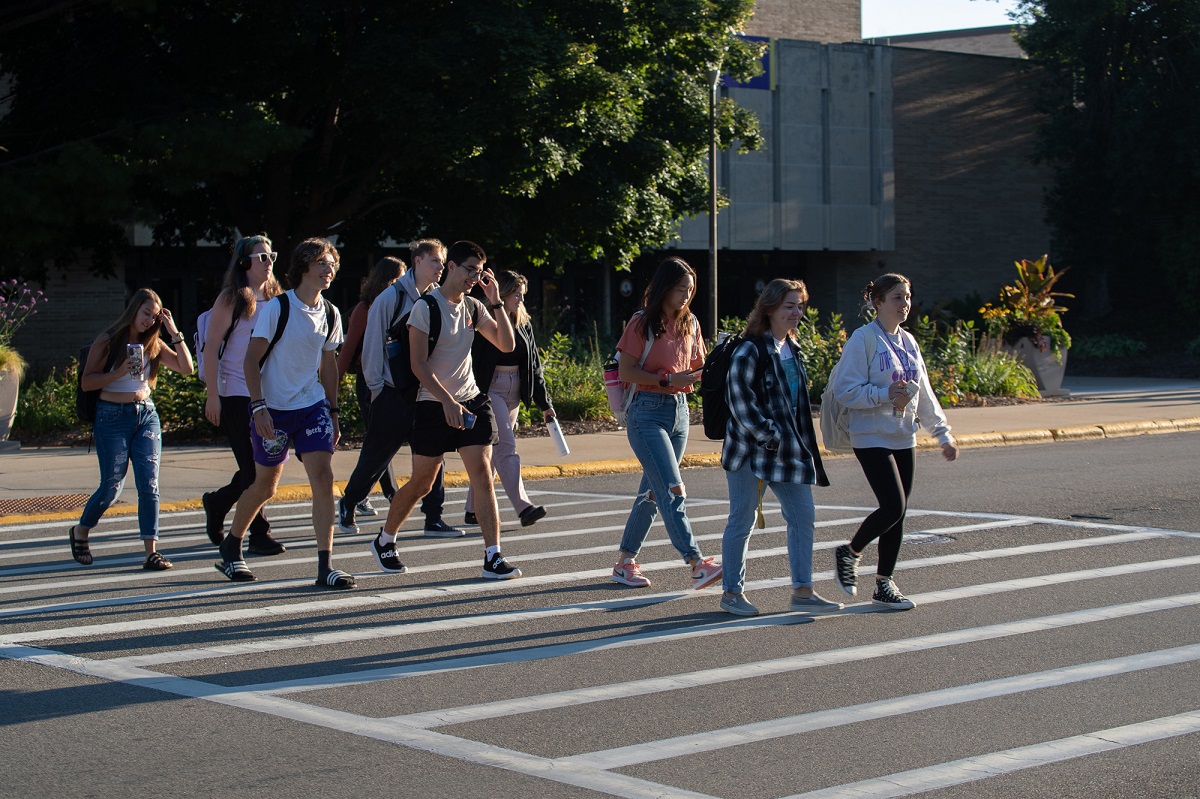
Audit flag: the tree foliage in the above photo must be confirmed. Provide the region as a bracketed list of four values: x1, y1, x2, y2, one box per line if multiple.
[1014, 0, 1200, 324]
[0, 0, 763, 276]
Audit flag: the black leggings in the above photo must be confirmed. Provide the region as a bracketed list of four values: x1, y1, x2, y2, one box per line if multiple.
[210, 394, 269, 536]
[849, 447, 914, 578]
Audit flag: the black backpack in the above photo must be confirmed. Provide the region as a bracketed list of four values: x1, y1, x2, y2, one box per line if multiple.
[75, 340, 121, 424]
[258, 295, 337, 368]
[386, 292, 479, 401]
[700, 333, 769, 440]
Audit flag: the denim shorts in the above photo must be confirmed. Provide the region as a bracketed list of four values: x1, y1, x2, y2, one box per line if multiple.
[250, 400, 335, 467]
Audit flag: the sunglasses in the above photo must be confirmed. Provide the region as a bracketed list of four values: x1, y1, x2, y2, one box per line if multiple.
[247, 252, 278, 264]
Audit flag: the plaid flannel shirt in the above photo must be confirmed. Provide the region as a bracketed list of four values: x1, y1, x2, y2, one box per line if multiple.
[720, 335, 829, 486]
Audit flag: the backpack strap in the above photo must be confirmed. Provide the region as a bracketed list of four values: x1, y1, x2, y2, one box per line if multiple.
[322, 298, 336, 344]
[258, 295, 290, 368]
[421, 293, 441, 356]
[215, 316, 237, 360]
[387, 282, 407, 335]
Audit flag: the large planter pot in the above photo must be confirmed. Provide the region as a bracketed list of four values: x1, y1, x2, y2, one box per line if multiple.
[0, 367, 18, 442]
[1004, 337, 1069, 397]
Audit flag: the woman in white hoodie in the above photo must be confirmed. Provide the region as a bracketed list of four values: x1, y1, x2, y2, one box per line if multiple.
[829, 274, 958, 609]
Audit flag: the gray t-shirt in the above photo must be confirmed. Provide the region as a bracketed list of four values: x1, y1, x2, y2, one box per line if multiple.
[407, 287, 491, 402]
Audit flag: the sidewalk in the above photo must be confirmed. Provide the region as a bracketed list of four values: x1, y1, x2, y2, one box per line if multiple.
[2, 376, 1198, 520]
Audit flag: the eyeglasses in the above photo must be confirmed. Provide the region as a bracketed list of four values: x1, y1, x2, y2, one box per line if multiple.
[314, 259, 338, 271]
[458, 265, 484, 280]
[248, 252, 278, 264]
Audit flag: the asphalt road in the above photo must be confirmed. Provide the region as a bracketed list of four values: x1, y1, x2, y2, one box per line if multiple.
[2, 433, 1198, 799]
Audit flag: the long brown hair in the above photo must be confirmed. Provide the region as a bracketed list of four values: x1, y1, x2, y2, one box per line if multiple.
[744, 279, 808, 339]
[635, 256, 697, 339]
[360, 256, 406, 305]
[219, 234, 283, 321]
[99, 288, 165, 377]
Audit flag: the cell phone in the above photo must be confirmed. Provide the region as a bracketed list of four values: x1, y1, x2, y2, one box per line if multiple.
[462, 412, 477, 429]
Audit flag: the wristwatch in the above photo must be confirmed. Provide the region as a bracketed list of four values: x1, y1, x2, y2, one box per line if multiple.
[489, 303, 503, 310]
[659, 372, 672, 388]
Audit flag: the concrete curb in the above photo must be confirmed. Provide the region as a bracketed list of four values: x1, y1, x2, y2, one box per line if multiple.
[9, 416, 1199, 526]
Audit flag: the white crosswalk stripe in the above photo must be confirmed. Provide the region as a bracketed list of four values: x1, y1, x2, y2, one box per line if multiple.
[2, 483, 1198, 799]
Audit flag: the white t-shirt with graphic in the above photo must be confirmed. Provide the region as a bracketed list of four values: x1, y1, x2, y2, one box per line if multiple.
[252, 290, 343, 411]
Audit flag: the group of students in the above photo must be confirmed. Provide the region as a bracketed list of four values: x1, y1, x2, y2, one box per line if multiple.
[608, 258, 958, 614]
[67, 238, 957, 612]
[68, 236, 552, 587]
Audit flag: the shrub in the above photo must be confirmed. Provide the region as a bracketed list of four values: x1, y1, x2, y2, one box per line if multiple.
[911, 315, 1038, 403]
[12, 361, 77, 436]
[539, 328, 611, 422]
[13, 358, 364, 443]
[1071, 334, 1148, 359]
[959, 349, 1040, 398]
[794, 308, 848, 401]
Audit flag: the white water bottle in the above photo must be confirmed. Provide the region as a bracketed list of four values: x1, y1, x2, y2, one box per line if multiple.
[548, 417, 570, 457]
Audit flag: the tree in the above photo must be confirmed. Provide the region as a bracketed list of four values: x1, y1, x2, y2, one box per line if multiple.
[0, 0, 763, 276]
[1014, 0, 1200, 325]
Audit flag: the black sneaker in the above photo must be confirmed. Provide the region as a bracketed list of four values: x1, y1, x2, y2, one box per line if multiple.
[482, 551, 522, 580]
[872, 578, 915, 609]
[337, 496, 358, 534]
[518, 505, 547, 527]
[201, 492, 224, 546]
[463, 511, 478, 526]
[834, 544, 860, 596]
[424, 518, 464, 537]
[246, 531, 286, 556]
[371, 532, 407, 573]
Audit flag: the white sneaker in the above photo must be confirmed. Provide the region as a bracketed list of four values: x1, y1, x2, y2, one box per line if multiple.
[356, 499, 378, 517]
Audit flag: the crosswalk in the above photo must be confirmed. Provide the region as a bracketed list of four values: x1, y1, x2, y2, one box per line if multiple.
[2, 476, 1198, 798]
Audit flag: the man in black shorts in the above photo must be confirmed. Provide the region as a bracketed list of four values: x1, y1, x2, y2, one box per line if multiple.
[369, 240, 522, 579]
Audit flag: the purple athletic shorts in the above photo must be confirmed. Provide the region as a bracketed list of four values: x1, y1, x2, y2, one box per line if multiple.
[249, 400, 335, 467]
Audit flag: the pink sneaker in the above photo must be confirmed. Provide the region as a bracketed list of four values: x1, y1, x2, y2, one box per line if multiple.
[612, 559, 652, 588]
[690, 557, 722, 590]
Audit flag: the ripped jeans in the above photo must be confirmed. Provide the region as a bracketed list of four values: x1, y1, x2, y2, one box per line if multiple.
[619, 391, 703, 563]
[80, 399, 162, 540]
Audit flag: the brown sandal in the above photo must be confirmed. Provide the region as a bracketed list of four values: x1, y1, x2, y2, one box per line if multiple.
[142, 551, 173, 571]
[69, 525, 93, 566]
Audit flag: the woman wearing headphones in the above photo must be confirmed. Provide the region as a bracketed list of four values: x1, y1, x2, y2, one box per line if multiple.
[200, 234, 285, 555]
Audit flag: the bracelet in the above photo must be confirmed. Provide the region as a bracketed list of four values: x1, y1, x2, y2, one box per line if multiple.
[328, 406, 339, 414]
[169, 335, 184, 345]
[249, 399, 267, 414]
[489, 303, 502, 310]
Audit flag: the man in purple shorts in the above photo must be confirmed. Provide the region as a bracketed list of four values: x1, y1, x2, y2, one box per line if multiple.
[215, 237, 354, 589]
[371, 240, 523, 580]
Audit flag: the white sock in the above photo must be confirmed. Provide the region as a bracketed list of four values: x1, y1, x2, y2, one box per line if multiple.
[378, 530, 397, 545]
[486, 545, 500, 559]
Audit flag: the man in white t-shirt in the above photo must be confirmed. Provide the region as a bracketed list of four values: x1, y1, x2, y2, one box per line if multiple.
[215, 237, 353, 589]
[370, 240, 523, 579]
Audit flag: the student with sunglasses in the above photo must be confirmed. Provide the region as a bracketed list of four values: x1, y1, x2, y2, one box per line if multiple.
[199, 235, 286, 556]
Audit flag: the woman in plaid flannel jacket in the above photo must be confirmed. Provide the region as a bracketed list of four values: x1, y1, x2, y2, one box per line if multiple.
[718, 279, 840, 618]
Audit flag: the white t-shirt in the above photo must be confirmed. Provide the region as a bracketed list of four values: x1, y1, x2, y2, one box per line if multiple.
[407, 287, 491, 403]
[251, 290, 344, 411]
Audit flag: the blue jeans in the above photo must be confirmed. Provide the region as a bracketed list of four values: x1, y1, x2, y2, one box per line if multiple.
[619, 391, 702, 563]
[81, 399, 162, 540]
[721, 461, 815, 594]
